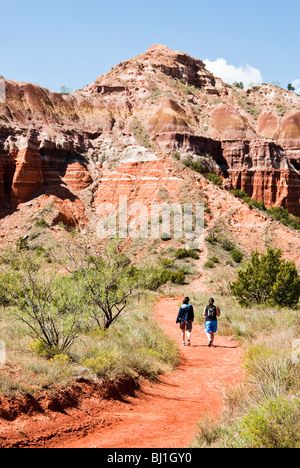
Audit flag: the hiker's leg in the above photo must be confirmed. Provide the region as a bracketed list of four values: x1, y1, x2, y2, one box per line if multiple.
[181, 323, 186, 343]
[186, 330, 191, 345]
[186, 321, 192, 345]
[210, 332, 215, 344]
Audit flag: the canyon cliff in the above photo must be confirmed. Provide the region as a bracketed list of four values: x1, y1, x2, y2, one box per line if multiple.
[0, 44, 300, 243]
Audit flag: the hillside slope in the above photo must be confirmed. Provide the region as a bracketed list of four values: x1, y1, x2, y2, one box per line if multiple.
[0, 44, 300, 263]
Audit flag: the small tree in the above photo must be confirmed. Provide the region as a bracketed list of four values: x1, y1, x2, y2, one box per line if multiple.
[59, 85, 72, 94]
[0, 253, 88, 356]
[233, 81, 244, 90]
[287, 83, 295, 92]
[81, 242, 142, 329]
[231, 248, 300, 308]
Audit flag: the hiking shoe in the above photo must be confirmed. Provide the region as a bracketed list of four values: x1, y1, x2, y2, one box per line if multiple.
[183, 342, 186, 346]
[187, 340, 191, 347]
[208, 341, 212, 348]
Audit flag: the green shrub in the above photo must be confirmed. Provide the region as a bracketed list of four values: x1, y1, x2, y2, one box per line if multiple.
[205, 173, 223, 186]
[241, 397, 300, 448]
[84, 350, 123, 377]
[175, 248, 200, 260]
[143, 266, 185, 290]
[231, 249, 243, 263]
[16, 236, 29, 252]
[203, 261, 215, 269]
[35, 218, 49, 228]
[206, 235, 218, 244]
[233, 81, 244, 89]
[231, 190, 266, 211]
[221, 238, 236, 252]
[160, 258, 175, 268]
[231, 248, 300, 307]
[169, 269, 186, 284]
[191, 161, 204, 174]
[247, 199, 266, 211]
[266, 206, 300, 231]
[231, 189, 249, 200]
[210, 256, 220, 264]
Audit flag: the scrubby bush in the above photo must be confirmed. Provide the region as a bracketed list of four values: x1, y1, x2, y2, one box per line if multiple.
[231, 189, 266, 211]
[221, 238, 236, 252]
[191, 161, 204, 174]
[203, 261, 215, 269]
[231, 249, 243, 263]
[231, 248, 300, 307]
[35, 218, 49, 228]
[144, 266, 186, 290]
[247, 199, 266, 211]
[169, 269, 186, 284]
[181, 159, 204, 174]
[231, 191, 300, 230]
[241, 397, 300, 448]
[0, 257, 89, 356]
[175, 248, 200, 260]
[205, 173, 223, 186]
[266, 206, 300, 231]
[172, 152, 180, 160]
[210, 256, 220, 264]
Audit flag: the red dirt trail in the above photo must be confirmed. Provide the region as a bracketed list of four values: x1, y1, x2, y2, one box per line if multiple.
[56, 297, 243, 448]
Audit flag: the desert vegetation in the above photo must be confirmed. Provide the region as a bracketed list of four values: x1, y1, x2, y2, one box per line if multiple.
[0, 234, 182, 396]
[190, 249, 300, 448]
[231, 189, 300, 231]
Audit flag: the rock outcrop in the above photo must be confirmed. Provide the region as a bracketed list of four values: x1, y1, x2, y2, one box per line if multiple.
[0, 44, 299, 225]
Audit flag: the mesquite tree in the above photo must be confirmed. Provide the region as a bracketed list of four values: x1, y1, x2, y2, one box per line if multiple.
[0, 253, 89, 355]
[80, 243, 142, 329]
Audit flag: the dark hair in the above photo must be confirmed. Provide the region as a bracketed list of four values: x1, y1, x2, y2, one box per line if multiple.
[209, 298, 215, 304]
[183, 297, 190, 304]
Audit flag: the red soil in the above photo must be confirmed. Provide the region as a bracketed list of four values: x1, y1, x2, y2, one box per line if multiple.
[54, 297, 243, 448]
[0, 297, 243, 448]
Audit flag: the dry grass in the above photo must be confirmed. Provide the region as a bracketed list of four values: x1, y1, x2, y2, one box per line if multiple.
[0, 292, 179, 397]
[189, 291, 300, 448]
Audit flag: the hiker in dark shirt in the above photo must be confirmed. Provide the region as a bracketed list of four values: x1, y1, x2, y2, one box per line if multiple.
[176, 297, 194, 346]
[203, 298, 220, 347]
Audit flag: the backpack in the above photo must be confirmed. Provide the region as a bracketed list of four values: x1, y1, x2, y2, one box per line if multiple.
[206, 305, 216, 319]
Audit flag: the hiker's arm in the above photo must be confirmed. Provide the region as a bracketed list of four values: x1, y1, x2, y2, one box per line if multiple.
[191, 305, 194, 322]
[216, 307, 221, 317]
[203, 307, 207, 318]
[176, 307, 183, 323]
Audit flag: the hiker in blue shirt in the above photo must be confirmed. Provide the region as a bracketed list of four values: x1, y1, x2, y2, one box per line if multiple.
[176, 297, 194, 346]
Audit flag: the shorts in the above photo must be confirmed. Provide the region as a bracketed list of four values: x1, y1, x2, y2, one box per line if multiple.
[180, 320, 193, 332]
[205, 321, 218, 334]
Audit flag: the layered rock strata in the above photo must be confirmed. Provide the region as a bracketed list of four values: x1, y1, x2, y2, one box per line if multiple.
[0, 44, 299, 221]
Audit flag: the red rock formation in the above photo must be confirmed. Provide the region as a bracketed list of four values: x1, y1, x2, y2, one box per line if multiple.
[222, 139, 300, 214]
[0, 44, 299, 223]
[210, 104, 256, 140]
[11, 136, 44, 204]
[258, 113, 279, 139]
[62, 162, 93, 192]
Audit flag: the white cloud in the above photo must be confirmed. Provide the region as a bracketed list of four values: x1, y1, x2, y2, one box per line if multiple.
[204, 58, 263, 89]
[292, 79, 300, 95]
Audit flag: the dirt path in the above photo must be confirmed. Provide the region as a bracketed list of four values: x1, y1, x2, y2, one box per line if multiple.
[55, 297, 242, 448]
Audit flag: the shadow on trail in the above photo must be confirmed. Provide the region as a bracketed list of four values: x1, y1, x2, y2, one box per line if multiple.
[192, 344, 238, 349]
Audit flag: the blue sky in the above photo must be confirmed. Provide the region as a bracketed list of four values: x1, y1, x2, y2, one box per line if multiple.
[0, 0, 299, 92]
